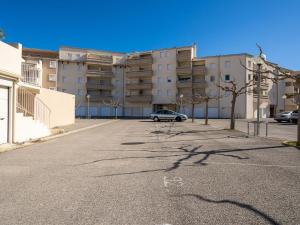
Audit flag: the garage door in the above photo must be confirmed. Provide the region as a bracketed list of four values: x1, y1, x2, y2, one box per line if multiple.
[0, 87, 9, 144]
[208, 108, 218, 118]
[195, 106, 204, 118]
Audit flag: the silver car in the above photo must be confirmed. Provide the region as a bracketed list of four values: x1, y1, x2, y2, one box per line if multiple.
[150, 110, 188, 122]
[274, 111, 293, 123]
[290, 110, 298, 124]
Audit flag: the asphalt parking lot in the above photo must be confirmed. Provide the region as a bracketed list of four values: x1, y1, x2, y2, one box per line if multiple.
[205, 119, 297, 141]
[0, 120, 299, 225]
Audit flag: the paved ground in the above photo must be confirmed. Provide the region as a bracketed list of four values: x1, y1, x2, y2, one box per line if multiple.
[200, 119, 297, 141]
[60, 119, 113, 132]
[0, 120, 299, 225]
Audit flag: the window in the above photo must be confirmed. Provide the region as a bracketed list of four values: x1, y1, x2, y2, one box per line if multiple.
[225, 74, 230, 81]
[167, 64, 173, 71]
[224, 61, 231, 68]
[167, 76, 172, 83]
[157, 77, 162, 83]
[160, 52, 164, 58]
[224, 91, 230, 97]
[157, 90, 161, 96]
[209, 63, 216, 69]
[77, 77, 84, 84]
[68, 53, 72, 60]
[248, 74, 252, 81]
[49, 61, 57, 68]
[167, 90, 172, 96]
[77, 89, 83, 96]
[210, 76, 215, 82]
[248, 61, 252, 68]
[76, 54, 80, 59]
[62, 76, 67, 83]
[48, 74, 56, 82]
[164, 51, 168, 57]
[158, 64, 163, 71]
[77, 64, 82, 71]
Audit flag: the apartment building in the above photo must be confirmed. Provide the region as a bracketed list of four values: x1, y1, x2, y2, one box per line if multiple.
[201, 53, 287, 119]
[22, 48, 59, 90]
[57, 45, 207, 118]
[282, 70, 299, 111]
[57, 47, 125, 117]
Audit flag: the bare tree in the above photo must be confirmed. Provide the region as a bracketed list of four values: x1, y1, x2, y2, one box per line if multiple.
[241, 44, 300, 144]
[183, 94, 203, 123]
[103, 99, 122, 119]
[198, 93, 222, 125]
[216, 79, 254, 129]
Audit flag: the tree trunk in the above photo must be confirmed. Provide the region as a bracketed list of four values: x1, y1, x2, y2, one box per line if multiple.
[205, 100, 208, 125]
[192, 103, 195, 123]
[230, 94, 237, 129]
[115, 107, 118, 119]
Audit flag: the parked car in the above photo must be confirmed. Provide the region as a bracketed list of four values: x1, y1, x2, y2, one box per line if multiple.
[150, 110, 188, 122]
[290, 110, 298, 124]
[274, 111, 293, 123]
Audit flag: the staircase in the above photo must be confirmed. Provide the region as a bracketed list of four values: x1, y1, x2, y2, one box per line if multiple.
[15, 86, 51, 142]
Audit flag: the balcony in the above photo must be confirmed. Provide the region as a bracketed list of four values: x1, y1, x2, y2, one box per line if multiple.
[176, 66, 192, 75]
[127, 54, 153, 66]
[86, 70, 113, 78]
[192, 66, 206, 76]
[86, 82, 113, 90]
[126, 70, 153, 78]
[253, 82, 269, 90]
[125, 95, 152, 103]
[177, 80, 192, 88]
[89, 95, 113, 102]
[193, 81, 208, 89]
[177, 50, 192, 62]
[21, 63, 41, 87]
[253, 94, 269, 103]
[126, 82, 153, 90]
[85, 53, 113, 65]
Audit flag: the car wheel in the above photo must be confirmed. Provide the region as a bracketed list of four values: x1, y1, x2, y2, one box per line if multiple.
[153, 117, 160, 122]
[277, 120, 282, 123]
[175, 117, 182, 122]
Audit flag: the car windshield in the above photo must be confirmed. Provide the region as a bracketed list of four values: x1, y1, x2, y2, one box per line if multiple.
[282, 111, 291, 114]
[293, 110, 298, 113]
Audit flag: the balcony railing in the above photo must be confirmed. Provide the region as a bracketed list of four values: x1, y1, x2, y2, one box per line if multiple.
[125, 95, 152, 103]
[192, 66, 206, 76]
[177, 80, 192, 88]
[253, 94, 269, 102]
[126, 70, 153, 78]
[85, 53, 113, 65]
[86, 70, 113, 78]
[86, 83, 113, 90]
[192, 81, 208, 89]
[176, 66, 192, 75]
[126, 82, 152, 90]
[89, 95, 113, 102]
[177, 50, 192, 62]
[127, 56, 153, 66]
[21, 63, 41, 87]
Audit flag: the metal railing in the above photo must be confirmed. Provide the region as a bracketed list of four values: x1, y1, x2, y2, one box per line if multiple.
[17, 86, 51, 128]
[21, 63, 41, 86]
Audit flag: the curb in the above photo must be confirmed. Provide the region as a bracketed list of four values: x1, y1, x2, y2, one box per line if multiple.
[0, 120, 118, 154]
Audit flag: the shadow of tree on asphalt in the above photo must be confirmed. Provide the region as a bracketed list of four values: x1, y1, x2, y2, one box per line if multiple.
[179, 194, 281, 225]
[83, 144, 286, 177]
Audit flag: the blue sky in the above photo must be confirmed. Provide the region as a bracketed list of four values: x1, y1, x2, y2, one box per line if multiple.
[1, 0, 299, 69]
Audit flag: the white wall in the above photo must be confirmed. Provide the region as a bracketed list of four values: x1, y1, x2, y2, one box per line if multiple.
[37, 88, 75, 128]
[0, 41, 22, 77]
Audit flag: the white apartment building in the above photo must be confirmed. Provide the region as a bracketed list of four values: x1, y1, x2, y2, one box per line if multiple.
[201, 53, 286, 119]
[32, 44, 293, 120]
